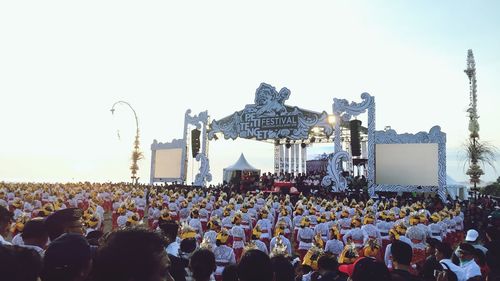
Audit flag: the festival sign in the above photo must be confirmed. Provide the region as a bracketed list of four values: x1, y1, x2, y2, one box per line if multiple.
[208, 83, 333, 141]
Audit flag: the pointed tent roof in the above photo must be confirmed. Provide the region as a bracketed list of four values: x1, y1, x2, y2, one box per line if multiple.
[224, 153, 260, 172]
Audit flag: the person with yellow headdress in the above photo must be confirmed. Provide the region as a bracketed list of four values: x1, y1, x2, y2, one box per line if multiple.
[270, 219, 292, 256]
[188, 208, 203, 242]
[324, 225, 344, 256]
[255, 207, 272, 246]
[302, 237, 324, 271]
[313, 213, 329, 244]
[250, 225, 269, 254]
[298, 216, 314, 261]
[213, 228, 236, 281]
[204, 216, 221, 249]
[230, 212, 246, 261]
[276, 207, 293, 239]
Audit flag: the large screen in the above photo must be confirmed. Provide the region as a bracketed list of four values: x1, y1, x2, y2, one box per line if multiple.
[375, 143, 438, 186]
[153, 148, 183, 179]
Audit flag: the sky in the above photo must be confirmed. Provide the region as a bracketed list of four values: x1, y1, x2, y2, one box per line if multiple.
[1, 1, 499, 186]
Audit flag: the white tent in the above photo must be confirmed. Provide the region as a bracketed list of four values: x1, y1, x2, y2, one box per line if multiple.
[223, 154, 261, 183]
[446, 175, 468, 200]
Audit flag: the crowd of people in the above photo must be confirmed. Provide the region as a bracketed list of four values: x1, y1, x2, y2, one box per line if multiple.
[0, 181, 500, 281]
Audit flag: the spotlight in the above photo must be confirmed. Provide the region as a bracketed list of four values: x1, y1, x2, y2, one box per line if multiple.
[301, 143, 306, 149]
[310, 136, 316, 143]
[286, 143, 291, 149]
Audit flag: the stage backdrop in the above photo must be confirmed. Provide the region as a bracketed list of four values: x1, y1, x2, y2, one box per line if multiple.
[375, 143, 438, 186]
[153, 148, 183, 179]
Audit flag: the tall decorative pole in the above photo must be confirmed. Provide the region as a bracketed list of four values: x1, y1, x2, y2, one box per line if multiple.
[464, 50, 482, 195]
[111, 101, 143, 185]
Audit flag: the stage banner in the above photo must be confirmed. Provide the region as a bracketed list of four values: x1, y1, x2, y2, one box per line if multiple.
[207, 83, 333, 141]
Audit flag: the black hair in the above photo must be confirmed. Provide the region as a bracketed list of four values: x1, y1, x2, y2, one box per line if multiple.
[22, 219, 48, 240]
[222, 264, 238, 281]
[435, 242, 453, 259]
[158, 220, 179, 243]
[425, 237, 440, 249]
[42, 233, 92, 281]
[270, 255, 294, 281]
[85, 230, 104, 246]
[486, 226, 499, 242]
[391, 240, 412, 266]
[0, 205, 13, 231]
[317, 253, 339, 272]
[91, 228, 168, 281]
[190, 249, 216, 281]
[180, 238, 197, 254]
[0, 245, 42, 281]
[238, 249, 273, 281]
[351, 258, 390, 281]
[458, 243, 476, 255]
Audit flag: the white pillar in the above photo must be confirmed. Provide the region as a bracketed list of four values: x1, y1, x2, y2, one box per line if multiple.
[295, 144, 300, 174]
[290, 143, 295, 175]
[279, 144, 285, 173]
[361, 141, 367, 158]
[284, 145, 290, 173]
[274, 142, 280, 174]
[301, 145, 307, 174]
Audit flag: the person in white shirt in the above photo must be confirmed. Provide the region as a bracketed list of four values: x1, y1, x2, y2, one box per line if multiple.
[20, 218, 48, 256]
[435, 241, 467, 281]
[455, 243, 482, 281]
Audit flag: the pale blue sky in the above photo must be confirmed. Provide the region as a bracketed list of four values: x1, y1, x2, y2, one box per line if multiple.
[0, 1, 499, 185]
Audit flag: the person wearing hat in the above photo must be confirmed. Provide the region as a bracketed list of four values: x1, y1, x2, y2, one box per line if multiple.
[465, 229, 488, 255]
[325, 225, 344, 256]
[43, 207, 84, 242]
[251, 225, 269, 255]
[214, 228, 236, 281]
[256, 208, 272, 247]
[298, 216, 314, 261]
[41, 233, 92, 281]
[204, 216, 221, 249]
[270, 220, 292, 257]
[231, 212, 246, 262]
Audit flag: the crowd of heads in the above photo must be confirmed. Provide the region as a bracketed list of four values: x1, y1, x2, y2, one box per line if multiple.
[1, 181, 500, 281]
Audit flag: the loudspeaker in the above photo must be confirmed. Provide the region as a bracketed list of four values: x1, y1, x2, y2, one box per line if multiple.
[350, 120, 361, 156]
[191, 129, 201, 158]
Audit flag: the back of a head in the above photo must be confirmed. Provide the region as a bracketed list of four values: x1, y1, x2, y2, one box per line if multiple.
[435, 242, 453, 260]
[351, 258, 390, 281]
[92, 228, 168, 281]
[270, 255, 294, 281]
[190, 249, 216, 281]
[159, 220, 179, 242]
[238, 249, 273, 281]
[0, 205, 13, 235]
[486, 226, 499, 242]
[42, 233, 91, 281]
[45, 208, 83, 241]
[0, 245, 42, 281]
[222, 265, 239, 281]
[180, 238, 197, 254]
[317, 253, 338, 272]
[22, 218, 48, 242]
[391, 240, 412, 266]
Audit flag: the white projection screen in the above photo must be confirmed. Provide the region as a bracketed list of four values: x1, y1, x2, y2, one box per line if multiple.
[375, 143, 438, 186]
[154, 148, 183, 179]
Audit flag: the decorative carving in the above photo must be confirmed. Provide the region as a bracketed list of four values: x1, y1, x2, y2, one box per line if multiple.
[329, 93, 375, 195]
[374, 126, 445, 144]
[194, 153, 212, 186]
[321, 151, 351, 192]
[333, 93, 375, 122]
[208, 83, 333, 141]
[151, 138, 185, 150]
[373, 126, 447, 201]
[185, 109, 211, 187]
